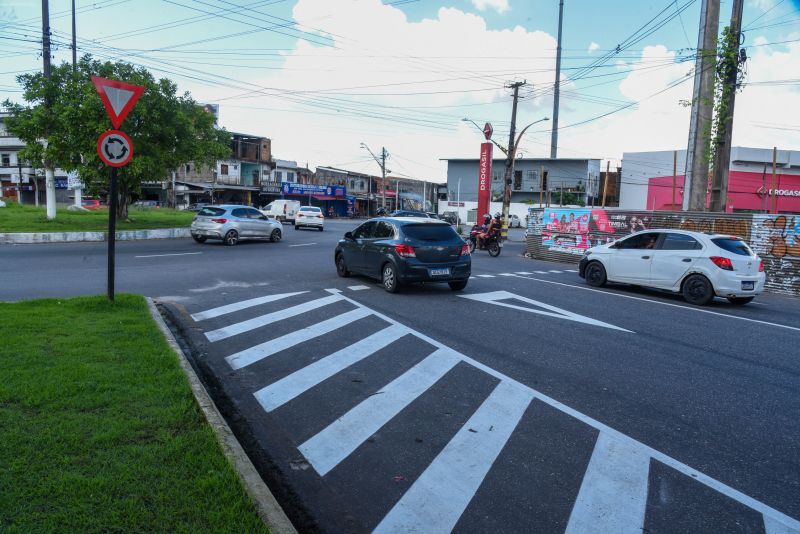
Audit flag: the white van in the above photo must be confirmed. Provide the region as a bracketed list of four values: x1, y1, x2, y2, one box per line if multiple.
[261, 199, 300, 223]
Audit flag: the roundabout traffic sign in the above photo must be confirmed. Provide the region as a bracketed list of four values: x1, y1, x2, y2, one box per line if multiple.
[96, 130, 133, 167]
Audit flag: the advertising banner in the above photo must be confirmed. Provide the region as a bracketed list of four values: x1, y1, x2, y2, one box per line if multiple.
[478, 142, 492, 219]
[282, 182, 346, 197]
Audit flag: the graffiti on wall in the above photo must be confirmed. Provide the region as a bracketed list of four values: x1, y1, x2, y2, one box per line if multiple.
[751, 214, 800, 258]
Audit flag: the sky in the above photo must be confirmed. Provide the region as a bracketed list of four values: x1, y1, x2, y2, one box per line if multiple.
[1, 0, 799, 183]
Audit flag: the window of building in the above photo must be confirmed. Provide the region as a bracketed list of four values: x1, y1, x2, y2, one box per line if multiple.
[542, 171, 548, 191]
[276, 171, 283, 180]
[493, 172, 500, 182]
[513, 170, 522, 191]
[287, 172, 295, 181]
[1, 154, 10, 167]
[220, 164, 229, 175]
[185, 164, 191, 173]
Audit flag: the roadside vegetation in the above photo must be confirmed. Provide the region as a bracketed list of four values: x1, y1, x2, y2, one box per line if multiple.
[0, 295, 268, 533]
[0, 201, 194, 232]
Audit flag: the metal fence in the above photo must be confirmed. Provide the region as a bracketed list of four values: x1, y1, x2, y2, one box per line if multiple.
[525, 207, 800, 296]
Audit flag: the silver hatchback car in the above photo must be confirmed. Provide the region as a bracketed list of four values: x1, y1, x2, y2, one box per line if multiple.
[191, 205, 283, 246]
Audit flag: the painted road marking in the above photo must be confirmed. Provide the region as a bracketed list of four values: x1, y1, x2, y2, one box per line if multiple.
[515, 271, 534, 275]
[498, 273, 515, 277]
[374, 381, 533, 533]
[254, 324, 409, 412]
[191, 291, 307, 322]
[347, 285, 370, 291]
[200, 290, 800, 532]
[460, 291, 633, 332]
[135, 252, 202, 258]
[567, 269, 579, 273]
[534, 270, 548, 274]
[225, 307, 372, 370]
[565, 432, 650, 534]
[299, 348, 461, 477]
[549, 270, 563, 273]
[288, 243, 317, 247]
[205, 294, 342, 342]
[504, 273, 800, 333]
[477, 274, 495, 278]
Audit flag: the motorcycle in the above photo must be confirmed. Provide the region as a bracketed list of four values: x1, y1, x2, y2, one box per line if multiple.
[466, 225, 502, 257]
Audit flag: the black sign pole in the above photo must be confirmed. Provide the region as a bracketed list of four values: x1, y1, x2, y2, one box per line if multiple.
[107, 166, 118, 301]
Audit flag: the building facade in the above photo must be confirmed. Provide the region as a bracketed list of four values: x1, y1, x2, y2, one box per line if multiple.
[620, 147, 800, 213]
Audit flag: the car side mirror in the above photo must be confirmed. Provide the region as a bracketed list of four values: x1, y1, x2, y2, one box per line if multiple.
[344, 231, 354, 240]
[260, 215, 268, 220]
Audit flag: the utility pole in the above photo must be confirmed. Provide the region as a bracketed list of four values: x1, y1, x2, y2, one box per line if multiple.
[602, 160, 610, 207]
[71, 0, 77, 71]
[672, 150, 677, 210]
[501, 80, 526, 240]
[710, 0, 744, 212]
[360, 143, 389, 211]
[550, 0, 564, 159]
[42, 0, 56, 220]
[771, 146, 777, 214]
[539, 164, 545, 207]
[684, 0, 720, 211]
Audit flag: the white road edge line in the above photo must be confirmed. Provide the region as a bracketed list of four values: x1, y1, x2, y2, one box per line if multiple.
[288, 243, 317, 247]
[506, 274, 800, 333]
[135, 252, 202, 258]
[327, 289, 800, 531]
[374, 381, 533, 533]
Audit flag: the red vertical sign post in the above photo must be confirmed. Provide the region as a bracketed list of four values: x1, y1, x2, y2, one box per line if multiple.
[91, 76, 144, 301]
[477, 122, 494, 219]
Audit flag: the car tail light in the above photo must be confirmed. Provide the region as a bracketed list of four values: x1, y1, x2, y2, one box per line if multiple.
[710, 256, 733, 271]
[460, 244, 470, 256]
[211, 218, 227, 224]
[318, 214, 323, 218]
[759, 260, 764, 272]
[395, 244, 416, 258]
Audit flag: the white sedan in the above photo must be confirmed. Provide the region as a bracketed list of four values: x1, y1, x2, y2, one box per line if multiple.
[578, 229, 766, 305]
[294, 206, 324, 231]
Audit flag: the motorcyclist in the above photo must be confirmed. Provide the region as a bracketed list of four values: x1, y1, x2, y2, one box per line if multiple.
[475, 213, 493, 250]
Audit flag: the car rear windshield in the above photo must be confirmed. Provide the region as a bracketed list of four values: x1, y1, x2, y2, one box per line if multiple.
[712, 238, 753, 256]
[300, 207, 320, 212]
[198, 207, 226, 217]
[401, 223, 458, 241]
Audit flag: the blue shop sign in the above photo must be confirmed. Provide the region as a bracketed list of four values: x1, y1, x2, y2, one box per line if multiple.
[281, 182, 346, 197]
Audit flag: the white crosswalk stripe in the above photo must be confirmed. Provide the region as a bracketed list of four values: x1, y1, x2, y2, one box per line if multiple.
[254, 324, 409, 412]
[476, 274, 495, 278]
[515, 271, 534, 275]
[374, 381, 533, 533]
[191, 291, 307, 322]
[299, 348, 462, 477]
[189, 290, 800, 534]
[567, 269, 579, 273]
[225, 307, 372, 370]
[206, 294, 342, 342]
[548, 270, 563, 273]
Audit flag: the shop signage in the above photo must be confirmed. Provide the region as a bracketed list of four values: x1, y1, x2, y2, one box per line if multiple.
[478, 142, 492, 218]
[757, 186, 800, 197]
[448, 201, 465, 207]
[282, 182, 346, 197]
[261, 183, 282, 194]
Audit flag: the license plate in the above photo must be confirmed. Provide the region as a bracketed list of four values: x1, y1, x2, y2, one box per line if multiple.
[742, 281, 755, 290]
[429, 268, 450, 277]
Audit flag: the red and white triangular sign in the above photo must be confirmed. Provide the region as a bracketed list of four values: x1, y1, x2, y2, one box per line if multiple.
[91, 76, 145, 129]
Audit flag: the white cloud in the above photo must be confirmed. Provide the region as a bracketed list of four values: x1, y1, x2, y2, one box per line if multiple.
[588, 42, 600, 53]
[471, 0, 510, 14]
[187, 0, 799, 182]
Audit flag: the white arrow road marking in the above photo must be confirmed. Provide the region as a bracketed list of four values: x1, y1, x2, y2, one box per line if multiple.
[460, 290, 633, 332]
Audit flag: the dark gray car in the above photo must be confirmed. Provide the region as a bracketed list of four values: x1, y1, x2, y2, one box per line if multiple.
[334, 217, 471, 292]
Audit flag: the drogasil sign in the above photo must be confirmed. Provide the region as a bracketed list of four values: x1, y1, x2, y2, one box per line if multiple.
[756, 186, 800, 197]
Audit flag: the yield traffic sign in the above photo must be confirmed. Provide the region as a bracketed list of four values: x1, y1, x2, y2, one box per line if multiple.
[97, 130, 133, 167]
[91, 76, 145, 129]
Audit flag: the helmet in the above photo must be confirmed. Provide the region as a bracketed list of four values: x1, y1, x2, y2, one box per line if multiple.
[494, 212, 502, 219]
[483, 213, 491, 221]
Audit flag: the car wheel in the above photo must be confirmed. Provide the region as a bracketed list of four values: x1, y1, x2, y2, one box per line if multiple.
[224, 230, 239, 246]
[487, 242, 501, 257]
[682, 274, 714, 305]
[727, 296, 754, 305]
[270, 229, 281, 243]
[448, 280, 468, 291]
[192, 235, 206, 243]
[336, 254, 350, 278]
[318, 226, 324, 232]
[585, 261, 607, 287]
[294, 224, 299, 230]
[382, 263, 400, 293]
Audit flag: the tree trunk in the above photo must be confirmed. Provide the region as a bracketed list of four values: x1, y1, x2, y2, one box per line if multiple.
[116, 183, 130, 222]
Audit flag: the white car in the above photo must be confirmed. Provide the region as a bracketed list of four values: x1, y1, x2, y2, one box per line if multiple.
[578, 229, 766, 305]
[294, 206, 324, 231]
[509, 214, 523, 228]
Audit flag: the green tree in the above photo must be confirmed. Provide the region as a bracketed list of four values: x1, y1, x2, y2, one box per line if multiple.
[3, 56, 230, 221]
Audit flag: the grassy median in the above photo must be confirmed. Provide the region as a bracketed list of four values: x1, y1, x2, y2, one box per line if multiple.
[0, 295, 269, 533]
[0, 201, 194, 233]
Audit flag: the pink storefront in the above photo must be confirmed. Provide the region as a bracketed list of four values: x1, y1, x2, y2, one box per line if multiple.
[646, 171, 800, 213]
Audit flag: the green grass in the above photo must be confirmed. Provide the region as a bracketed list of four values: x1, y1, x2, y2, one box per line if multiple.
[0, 201, 194, 233]
[0, 295, 269, 533]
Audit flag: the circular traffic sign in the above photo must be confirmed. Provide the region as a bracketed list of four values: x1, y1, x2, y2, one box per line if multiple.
[96, 130, 133, 167]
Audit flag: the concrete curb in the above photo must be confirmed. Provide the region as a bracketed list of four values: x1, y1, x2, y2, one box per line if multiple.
[145, 297, 297, 534]
[0, 227, 191, 244]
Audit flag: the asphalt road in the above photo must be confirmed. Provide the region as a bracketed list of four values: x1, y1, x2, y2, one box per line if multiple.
[3, 219, 799, 533]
